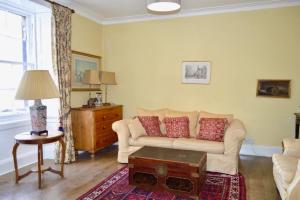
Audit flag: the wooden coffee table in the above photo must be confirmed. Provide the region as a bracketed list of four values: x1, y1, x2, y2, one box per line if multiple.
[129, 146, 206, 200]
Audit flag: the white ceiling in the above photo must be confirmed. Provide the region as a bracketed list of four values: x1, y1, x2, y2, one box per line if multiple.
[57, 0, 300, 24]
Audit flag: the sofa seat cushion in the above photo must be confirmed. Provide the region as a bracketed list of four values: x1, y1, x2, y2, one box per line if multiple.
[129, 136, 174, 148]
[173, 138, 224, 154]
[272, 154, 298, 189]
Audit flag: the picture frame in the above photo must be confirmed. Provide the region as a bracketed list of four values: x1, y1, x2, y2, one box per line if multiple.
[182, 61, 211, 84]
[256, 79, 291, 98]
[71, 51, 102, 91]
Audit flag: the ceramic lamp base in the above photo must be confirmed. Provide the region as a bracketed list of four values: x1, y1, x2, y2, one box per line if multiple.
[30, 130, 48, 136]
[30, 99, 48, 136]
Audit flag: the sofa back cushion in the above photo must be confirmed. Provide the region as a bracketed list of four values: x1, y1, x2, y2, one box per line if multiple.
[137, 108, 167, 121]
[196, 111, 233, 134]
[165, 109, 199, 138]
[197, 118, 229, 142]
[283, 138, 300, 158]
[163, 116, 190, 138]
[128, 118, 147, 140]
[138, 116, 162, 137]
[137, 108, 167, 134]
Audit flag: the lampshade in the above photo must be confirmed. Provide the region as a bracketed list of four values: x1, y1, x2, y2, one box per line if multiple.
[82, 69, 101, 85]
[147, 0, 181, 12]
[99, 71, 117, 85]
[15, 70, 59, 100]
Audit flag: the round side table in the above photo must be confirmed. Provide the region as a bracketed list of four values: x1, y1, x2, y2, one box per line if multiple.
[12, 132, 66, 189]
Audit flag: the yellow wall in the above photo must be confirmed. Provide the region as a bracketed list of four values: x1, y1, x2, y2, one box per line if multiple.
[102, 6, 300, 146]
[71, 14, 103, 107]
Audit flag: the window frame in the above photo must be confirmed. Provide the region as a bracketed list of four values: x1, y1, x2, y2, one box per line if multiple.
[0, 5, 37, 129]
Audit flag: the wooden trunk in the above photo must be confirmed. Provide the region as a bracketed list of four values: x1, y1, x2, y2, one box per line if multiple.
[128, 147, 206, 200]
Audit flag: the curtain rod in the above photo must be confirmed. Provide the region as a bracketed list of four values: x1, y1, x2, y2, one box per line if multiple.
[44, 0, 75, 13]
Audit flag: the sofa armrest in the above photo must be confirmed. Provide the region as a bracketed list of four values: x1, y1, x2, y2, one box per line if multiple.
[287, 159, 300, 200]
[283, 138, 300, 158]
[224, 119, 246, 156]
[112, 119, 131, 150]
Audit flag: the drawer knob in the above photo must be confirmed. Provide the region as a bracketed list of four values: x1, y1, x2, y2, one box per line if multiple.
[102, 126, 106, 129]
[102, 116, 107, 119]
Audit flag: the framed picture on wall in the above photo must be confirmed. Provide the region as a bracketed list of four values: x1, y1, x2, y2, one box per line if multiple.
[71, 51, 102, 91]
[182, 61, 211, 84]
[256, 79, 291, 98]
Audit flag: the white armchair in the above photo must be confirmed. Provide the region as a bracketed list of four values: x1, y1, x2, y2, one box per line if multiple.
[272, 138, 300, 200]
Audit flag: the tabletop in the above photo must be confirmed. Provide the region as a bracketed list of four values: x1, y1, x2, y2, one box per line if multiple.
[129, 146, 206, 166]
[15, 132, 64, 144]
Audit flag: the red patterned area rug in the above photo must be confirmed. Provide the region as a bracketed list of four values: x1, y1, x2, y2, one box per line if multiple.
[77, 166, 246, 200]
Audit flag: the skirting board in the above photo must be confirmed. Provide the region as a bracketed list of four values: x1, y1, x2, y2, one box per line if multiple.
[240, 144, 282, 157]
[0, 144, 55, 176]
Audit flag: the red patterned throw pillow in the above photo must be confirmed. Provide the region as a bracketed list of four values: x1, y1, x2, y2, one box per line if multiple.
[138, 116, 162, 136]
[197, 118, 228, 142]
[163, 116, 190, 138]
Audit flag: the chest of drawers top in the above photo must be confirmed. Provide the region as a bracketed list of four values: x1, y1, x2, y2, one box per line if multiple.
[72, 104, 122, 111]
[72, 105, 122, 122]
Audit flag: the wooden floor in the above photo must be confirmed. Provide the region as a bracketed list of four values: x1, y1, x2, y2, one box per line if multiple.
[0, 145, 281, 200]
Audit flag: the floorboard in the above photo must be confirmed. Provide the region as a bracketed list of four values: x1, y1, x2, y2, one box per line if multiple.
[0, 145, 281, 200]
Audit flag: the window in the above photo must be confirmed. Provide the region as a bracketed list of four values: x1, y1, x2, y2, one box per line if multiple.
[0, 1, 57, 126]
[0, 10, 32, 120]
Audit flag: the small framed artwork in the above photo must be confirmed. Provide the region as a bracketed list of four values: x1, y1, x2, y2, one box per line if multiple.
[71, 51, 101, 91]
[256, 79, 291, 98]
[182, 61, 211, 84]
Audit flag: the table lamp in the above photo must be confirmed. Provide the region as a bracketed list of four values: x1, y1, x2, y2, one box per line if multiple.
[99, 71, 117, 106]
[82, 69, 101, 97]
[82, 69, 101, 106]
[15, 70, 60, 136]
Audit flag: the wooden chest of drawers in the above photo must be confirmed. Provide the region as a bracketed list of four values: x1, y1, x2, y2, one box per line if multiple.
[71, 105, 123, 157]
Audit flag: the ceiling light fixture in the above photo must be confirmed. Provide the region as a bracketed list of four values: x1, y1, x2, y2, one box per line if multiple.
[147, 0, 181, 13]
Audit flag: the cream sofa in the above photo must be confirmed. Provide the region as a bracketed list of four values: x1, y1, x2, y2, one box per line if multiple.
[272, 138, 300, 200]
[112, 109, 246, 175]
